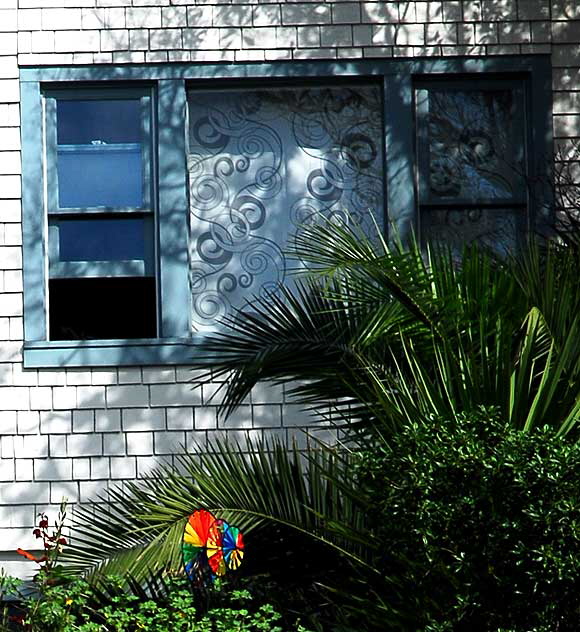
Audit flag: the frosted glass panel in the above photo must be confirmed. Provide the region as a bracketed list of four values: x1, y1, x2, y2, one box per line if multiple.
[187, 85, 384, 332]
[56, 99, 143, 209]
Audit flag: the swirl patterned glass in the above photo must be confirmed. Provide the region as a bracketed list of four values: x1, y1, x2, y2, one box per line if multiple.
[187, 84, 384, 332]
[416, 82, 527, 253]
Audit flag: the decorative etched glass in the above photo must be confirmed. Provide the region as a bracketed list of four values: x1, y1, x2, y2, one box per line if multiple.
[420, 89, 523, 202]
[187, 85, 384, 332]
[56, 99, 143, 209]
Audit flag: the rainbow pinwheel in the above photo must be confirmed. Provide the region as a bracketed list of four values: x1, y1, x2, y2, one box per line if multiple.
[182, 509, 245, 585]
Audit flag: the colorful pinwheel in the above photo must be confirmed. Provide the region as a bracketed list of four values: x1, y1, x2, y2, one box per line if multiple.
[182, 509, 245, 585]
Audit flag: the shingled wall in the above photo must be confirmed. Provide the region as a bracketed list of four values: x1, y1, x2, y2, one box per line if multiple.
[0, 0, 579, 577]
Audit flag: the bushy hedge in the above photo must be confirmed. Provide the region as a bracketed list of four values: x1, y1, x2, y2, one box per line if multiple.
[355, 408, 580, 631]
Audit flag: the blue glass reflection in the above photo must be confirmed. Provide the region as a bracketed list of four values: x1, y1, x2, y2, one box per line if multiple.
[56, 99, 144, 208]
[57, 144, 143, 208]
[57, 100, 141, 144]
[57, 218, 150, 262]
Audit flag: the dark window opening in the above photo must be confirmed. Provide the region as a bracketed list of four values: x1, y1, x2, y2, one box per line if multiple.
[49, 277, 157, 341]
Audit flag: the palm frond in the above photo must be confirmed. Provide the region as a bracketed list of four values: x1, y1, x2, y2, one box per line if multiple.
[62, 438, 371, 582]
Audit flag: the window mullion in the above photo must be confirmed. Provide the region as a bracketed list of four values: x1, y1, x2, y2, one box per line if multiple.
[157, 78, 191, 338]
[384, 73, 417, 244]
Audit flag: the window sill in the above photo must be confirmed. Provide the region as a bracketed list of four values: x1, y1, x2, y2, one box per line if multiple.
[23, 337, 206, 368]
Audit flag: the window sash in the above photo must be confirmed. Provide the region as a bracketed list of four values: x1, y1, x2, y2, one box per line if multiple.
[47, 217, 156, 278]
[415, 81, 528, 208]
[44, 89, 154, 215]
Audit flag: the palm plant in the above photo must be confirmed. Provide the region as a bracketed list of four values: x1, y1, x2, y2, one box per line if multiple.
[61, 219, 580, 628]
[195, 218, 580, 438]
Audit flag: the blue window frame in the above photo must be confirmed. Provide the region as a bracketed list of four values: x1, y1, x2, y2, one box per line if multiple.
[20, 57, 552, 368]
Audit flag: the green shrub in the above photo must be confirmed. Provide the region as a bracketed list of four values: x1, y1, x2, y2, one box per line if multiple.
[18, 575, 312, 632]
[355, 408, 580, 631]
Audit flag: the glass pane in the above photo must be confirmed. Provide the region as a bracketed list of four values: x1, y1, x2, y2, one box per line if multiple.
[421, 89, 523, 201]
[52, 218, 151, 263]
[57, 100, 141, 144]
[187, 84, 384, 332]
[49, 277, 156, 340]
[421, 207, 523, 255]
[56, 99, 144, 208]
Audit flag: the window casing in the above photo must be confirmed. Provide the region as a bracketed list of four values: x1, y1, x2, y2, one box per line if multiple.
[20, 58, 552, 368]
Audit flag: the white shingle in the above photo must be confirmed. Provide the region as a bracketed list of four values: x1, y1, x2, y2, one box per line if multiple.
[0, 292, 22, 317]
[122, 407, 165, 431]
[0, 481, 49, 504]
[166, 407, 193, 430]
[0, 387, 29, 411]
[21, 434, 49, 458]
[54, 29, 99, 53]
[150, 383, 201, 407]
[103, 433, 126, 456]
[72, 409, 94, 433]
[0, 459, 14, 482]
[106, 385, 149, 408]
[126, 431, 153, 455]
[34, 458, 73, 481]
[0, 9, 17, 31]
[72, 458, 90, 480]
[126, 7, 161, 28]
[15, 459, 33, 481]
[154, 431, 184, 454]
[95, 409, 121, 432]
[52, 387, 77, 410]
[76, 386, 106, 409]
[42, 8, 82, 30]
[68, 434, 103, 457]
[50, 481, 79, 503]
[110, 456, 136, 479]
[0, 410, 16, 434]
[90, 456, 110, 479]
[16, 410, 39, 434]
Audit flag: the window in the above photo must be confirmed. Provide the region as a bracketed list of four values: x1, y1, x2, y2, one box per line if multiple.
[186, 83, 384, 332]
[45, 89, 156, 341]
[416, 80, 528, 253]
[20, 58, 552, 367]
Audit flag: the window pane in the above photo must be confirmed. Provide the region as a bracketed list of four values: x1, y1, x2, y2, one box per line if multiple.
[49, 277, 156, 340]
[421, 207, 523, 255]
[51, 218, 151, 263]
[187, 84, 384, 332]
[57, 100, 141, 145]
[419, 89, 524, 202]
[56, 99, 144, 208]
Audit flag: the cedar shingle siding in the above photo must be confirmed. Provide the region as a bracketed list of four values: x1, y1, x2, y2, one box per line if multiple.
[1, 0, 579, 577]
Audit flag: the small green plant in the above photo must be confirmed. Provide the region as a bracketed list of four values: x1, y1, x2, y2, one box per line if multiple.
[19, 575, 311, 632]
[0, 569, 24, 630]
